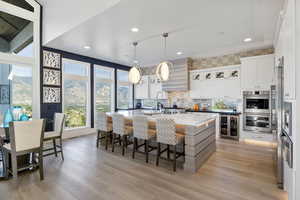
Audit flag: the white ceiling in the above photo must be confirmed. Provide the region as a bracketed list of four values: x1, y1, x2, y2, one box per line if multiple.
[42, 0, 283, 67]
[37, 0, 120, 44]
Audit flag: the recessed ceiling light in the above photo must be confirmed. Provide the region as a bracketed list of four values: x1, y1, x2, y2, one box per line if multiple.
[131, 27, 139, 32]
[84, 45, 91, 50]
[176, 51, 183, 55]
[243, 38, 252, 42]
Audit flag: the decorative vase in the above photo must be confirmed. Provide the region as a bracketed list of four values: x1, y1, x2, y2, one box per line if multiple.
[3, 108, 13, 127]
[20, 113, 29, 121]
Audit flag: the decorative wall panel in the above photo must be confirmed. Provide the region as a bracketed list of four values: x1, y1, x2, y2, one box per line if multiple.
[43, 87, 60, 103]
[43, 50, 61, 69]
[43, 69, 61, 86]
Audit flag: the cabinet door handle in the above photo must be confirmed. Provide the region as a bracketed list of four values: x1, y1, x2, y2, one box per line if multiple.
[285, 93, 290, 97]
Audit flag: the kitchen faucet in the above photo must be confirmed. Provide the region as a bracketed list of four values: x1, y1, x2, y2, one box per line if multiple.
[156, 91, 164, 110]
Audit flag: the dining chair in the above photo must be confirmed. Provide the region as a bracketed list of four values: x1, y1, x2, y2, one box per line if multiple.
[155, 118, 185, 172]
[95, 112, 112, 150]
[2, 119, 46, 180]
[43, 113, 65, 160]
[111, 113, 133, 155]
[132, 115, 156, 163]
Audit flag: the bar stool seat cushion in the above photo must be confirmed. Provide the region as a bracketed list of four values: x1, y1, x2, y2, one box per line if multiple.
[147, 129, 156, 139]
[124, 126, 133, 135]
[176, 133, 185, 144]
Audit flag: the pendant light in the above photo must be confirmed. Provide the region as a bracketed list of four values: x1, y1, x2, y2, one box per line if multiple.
[128, 42, 142, 84]
[156, 33, 173, 81]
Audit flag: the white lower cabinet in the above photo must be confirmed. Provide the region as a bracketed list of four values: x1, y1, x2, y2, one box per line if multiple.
[241, 54, 275, 91]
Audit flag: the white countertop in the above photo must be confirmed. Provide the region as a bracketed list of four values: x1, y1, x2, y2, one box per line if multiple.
[110, 111, 217, 127]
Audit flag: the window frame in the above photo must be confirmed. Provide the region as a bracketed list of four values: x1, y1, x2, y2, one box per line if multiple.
[0, 0, 40, 118]
[62, 58, 91, 129]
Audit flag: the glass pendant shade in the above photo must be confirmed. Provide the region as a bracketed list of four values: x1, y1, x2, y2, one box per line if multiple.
[156, 33, 173, 82]
[129, 65, 142, 84]
[156, 61, 173, 81]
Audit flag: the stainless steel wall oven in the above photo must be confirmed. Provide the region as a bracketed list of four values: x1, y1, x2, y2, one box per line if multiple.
[243, 91, 271, 132]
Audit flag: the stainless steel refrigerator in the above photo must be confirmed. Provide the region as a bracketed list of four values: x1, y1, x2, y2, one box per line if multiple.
[272, 56, 284, 188]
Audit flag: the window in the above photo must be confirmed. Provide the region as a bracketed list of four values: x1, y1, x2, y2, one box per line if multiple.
[0, 0, 41, 118]
[11, 65, 33, 117]
[117, 70, 133, 109]
[94, 65, 114, 115]
[63, 59, 90, 129]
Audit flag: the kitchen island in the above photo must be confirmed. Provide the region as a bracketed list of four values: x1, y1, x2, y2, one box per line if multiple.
[107, 111, 217, 173]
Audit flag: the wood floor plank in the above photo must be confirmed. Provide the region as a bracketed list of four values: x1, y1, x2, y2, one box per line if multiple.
[0, 135, 287, 200]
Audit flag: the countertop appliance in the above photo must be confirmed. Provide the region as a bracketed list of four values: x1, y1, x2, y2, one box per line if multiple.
[243, 90, 271, 133]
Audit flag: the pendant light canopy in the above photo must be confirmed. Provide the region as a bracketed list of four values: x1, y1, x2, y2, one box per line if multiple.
[128, 42, 142, 84]
[156, 33, 173, 81]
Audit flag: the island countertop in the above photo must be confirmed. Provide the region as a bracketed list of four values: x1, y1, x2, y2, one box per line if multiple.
[107, 111, 217, 135]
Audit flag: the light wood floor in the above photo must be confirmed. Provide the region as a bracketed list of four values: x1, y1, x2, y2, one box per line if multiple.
[0, 135, 287, 200]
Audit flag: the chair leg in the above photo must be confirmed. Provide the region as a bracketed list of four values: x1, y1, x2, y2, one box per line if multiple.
[3, 149, 9, 179]
[122, 135, 126, 156]
[132, 137, 136, 159]
[145, 140, 149, 163]
[60, 138, 64, 161]
[112, 133, 116, 152]
[96, 130, 100, 148]
[39, 150, 44, 180]
[118, 135, 122, 146]
[53, 139, 57, 157]
[167, 145, 170, 160]
[11, 153, 18, 180]
[105, 132, 109, 150]
[173, 145, 177, 172]
[156, 142, 161, 166]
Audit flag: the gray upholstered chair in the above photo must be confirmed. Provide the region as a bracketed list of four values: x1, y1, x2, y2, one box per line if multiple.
[2, 119, 46, 180]
[43, 113, 65, 160]
[132, 115, 156, 163]
[155, 118, 185, 172]
[95, 111, 112, 150]
[111, 113, 133, 155]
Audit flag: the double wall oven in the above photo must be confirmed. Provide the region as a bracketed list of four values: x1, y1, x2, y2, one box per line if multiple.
[243, 91, 271, 132]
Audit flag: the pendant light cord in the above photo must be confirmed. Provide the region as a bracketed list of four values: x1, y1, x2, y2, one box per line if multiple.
[133, 42, 138, 63]
[163, 33, 168, 60]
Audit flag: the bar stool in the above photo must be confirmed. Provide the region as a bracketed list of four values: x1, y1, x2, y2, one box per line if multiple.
[111, 114, 133, 155]
[132, 115, 156, 163]
[95, 112, 112, 150]
[155, 118, 185, 172]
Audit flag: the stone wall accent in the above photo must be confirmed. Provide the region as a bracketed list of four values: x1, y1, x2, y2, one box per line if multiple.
[141, 47, 274, 74]
[191, 47, 274, 70]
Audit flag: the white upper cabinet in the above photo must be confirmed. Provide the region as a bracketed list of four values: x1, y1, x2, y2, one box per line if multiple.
[135, 75, 167, 100]
[149, 75, 167, 99]
[135, 76, 149, 99]
[241, 54, 275, 91]
[189, 65, 241, 99]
